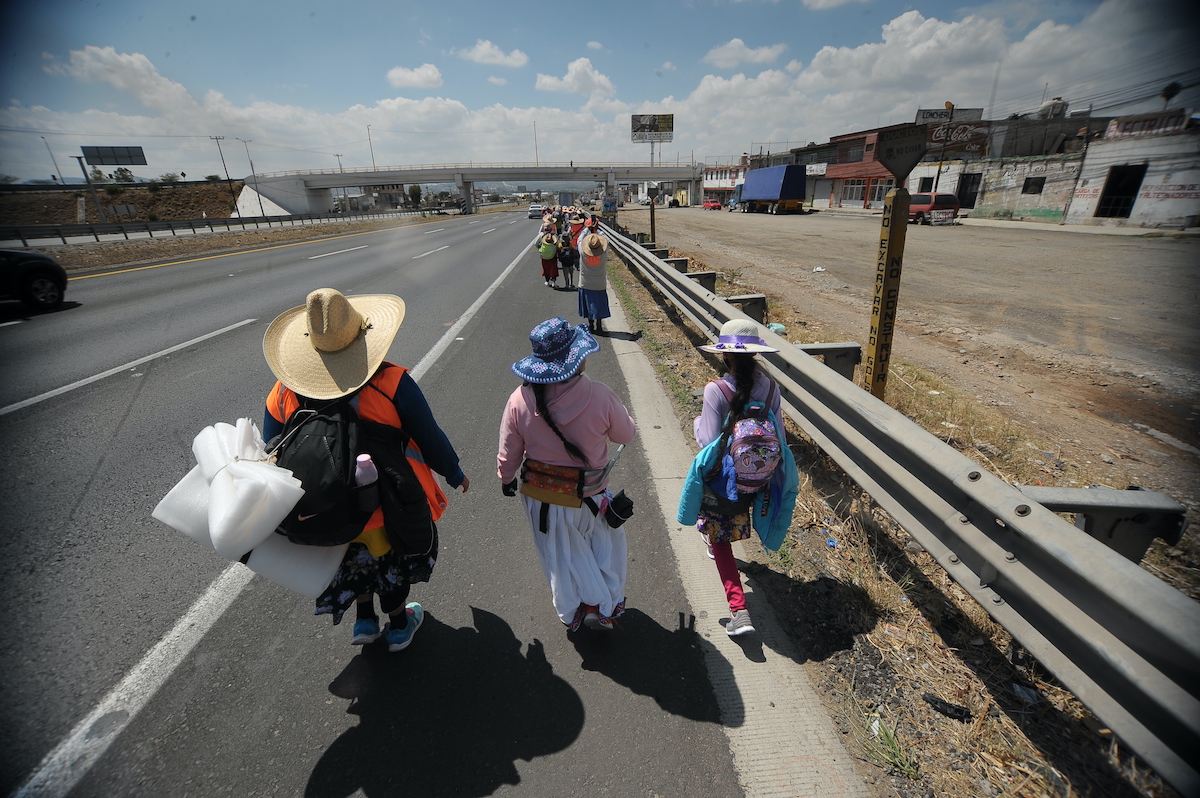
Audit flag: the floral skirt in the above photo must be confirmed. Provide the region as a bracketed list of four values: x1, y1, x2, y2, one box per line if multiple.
[697, 509, 752, 544]
[315, 527, 438, 625]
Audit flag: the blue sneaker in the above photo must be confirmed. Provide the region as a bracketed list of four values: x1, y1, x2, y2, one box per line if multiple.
[351, 618, 381, 645]
[385, 603, 424, 652]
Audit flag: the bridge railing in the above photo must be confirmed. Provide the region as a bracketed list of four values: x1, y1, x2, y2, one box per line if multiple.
[602, 223, 1200, 794]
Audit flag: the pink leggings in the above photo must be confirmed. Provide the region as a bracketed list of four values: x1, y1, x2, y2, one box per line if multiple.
[711, 541, 746, 612]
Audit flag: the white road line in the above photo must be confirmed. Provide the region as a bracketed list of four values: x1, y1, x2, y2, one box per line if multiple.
[307, 245, 367, 260]
[508, 220, 519, 224]
[12, 565, 256, 798]
[0, 320, 23, 328]
[481, 228, 496, 234]
[10, 236, 541, 797]
[467, 220, 480, 225]
[422, 228, 444, 235]
[413, 246, 449, 259]
[0, 319, 258, 417]
[410, 234, 537, 379]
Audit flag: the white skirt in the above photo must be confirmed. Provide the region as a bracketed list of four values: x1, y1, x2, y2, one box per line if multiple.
[521, 494, 627, 624]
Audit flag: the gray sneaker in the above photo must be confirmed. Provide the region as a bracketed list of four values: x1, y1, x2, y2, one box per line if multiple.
[727, 609, 755, 637]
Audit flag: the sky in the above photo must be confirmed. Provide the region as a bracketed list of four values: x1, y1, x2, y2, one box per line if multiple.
[0, 0, 1197, 183]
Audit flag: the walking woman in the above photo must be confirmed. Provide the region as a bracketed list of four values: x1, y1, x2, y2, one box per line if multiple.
[677, 319, 798, 637]
[577, 230, 611, 333]
[537, 233, 560, 287]
[262, 288, 470, 652]
[498, 318, 636, 631]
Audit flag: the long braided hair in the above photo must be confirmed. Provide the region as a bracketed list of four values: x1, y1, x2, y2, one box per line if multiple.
[706, 353, 758, 480]
[530, 381, 588, 464]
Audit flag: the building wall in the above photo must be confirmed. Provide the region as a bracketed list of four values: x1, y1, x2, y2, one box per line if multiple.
[969, 155, 1082, 223]
[1066, 130, 1200, 228]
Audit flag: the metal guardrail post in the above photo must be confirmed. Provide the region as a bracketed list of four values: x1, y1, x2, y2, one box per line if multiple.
[795, 342, 862, 382]
[726, 294, 767, 323]
[664, 257, 689, 274]
[602, 222, 1200, 793]
[1017, 485, 1187, 562]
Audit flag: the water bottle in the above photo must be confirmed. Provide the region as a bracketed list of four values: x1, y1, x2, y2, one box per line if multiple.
[355, 454, 380, 512]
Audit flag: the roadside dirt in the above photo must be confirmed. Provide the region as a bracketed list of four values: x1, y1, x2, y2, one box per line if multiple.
[620, 207, 1200, 519]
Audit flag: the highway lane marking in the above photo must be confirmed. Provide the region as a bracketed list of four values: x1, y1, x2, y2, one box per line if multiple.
[12, 566, 256, 798]
[307, 245, 368, 260]
[422, 228, 444, 234]
[0, 318, 257, 417]
[0, 320, 22, 328]
[413, 246, 449, 259]
[481, 228, 496, 234]
[12, 234, 542, 797]
[467, 220, 480, 225]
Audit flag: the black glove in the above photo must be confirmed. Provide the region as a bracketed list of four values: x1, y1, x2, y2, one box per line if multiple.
[502, 479, 519, 497]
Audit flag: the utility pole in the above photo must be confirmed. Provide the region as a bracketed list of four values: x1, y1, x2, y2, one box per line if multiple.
[71, 156, 107, 223]
[210, 136, 239, 210]
[933, 101, 955, 192]
[235, 138, 266, 217]
[367, 125, 376, 170]
[334, 153, 350, 212]
[533, 121, 539, 166]
[41, 137, 62, 183]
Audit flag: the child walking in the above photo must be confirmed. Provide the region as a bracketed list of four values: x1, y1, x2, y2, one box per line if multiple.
[677, 319, 799, 636]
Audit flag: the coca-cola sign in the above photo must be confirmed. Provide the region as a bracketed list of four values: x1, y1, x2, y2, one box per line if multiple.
[927, 122, 989, 158]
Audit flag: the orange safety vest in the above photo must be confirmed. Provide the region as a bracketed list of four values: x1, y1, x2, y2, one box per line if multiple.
[266, 364, 450, 537]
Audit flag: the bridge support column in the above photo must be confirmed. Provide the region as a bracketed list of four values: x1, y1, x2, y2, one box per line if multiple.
[455, 174, 475, 214]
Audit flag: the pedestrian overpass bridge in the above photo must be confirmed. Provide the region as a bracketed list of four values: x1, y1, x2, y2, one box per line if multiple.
[241, 162, 703, 215]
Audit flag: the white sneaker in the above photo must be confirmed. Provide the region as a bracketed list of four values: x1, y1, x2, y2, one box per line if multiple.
[727, 609, 755, 637]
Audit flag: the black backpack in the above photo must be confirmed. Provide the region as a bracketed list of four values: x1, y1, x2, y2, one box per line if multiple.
[268, 387, 435, 553]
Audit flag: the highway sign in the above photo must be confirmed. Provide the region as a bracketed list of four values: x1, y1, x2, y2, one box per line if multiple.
[875, 126, 927, 181]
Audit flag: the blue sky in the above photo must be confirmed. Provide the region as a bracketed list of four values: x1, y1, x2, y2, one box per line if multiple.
[1, 0, 1196, 181]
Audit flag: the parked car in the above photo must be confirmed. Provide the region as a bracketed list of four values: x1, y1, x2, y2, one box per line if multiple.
[0, 250, 67, 311]
[702, 200, 722, 210]
[908, 192, 960, 224]
[527, 204, 544, 218]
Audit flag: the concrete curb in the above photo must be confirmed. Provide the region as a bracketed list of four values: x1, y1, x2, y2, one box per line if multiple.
[605, 298, 869, 797]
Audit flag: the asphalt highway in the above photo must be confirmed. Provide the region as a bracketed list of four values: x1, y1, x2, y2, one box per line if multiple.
[0, 212, 756, 796]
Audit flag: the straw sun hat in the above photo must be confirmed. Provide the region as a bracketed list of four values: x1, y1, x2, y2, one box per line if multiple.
[580, 232, 608, 257]
[263, 288, 405, 400]
[698, 318, 780, 354]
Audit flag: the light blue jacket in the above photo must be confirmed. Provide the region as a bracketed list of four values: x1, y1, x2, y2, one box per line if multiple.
[676, 410, 799, 552]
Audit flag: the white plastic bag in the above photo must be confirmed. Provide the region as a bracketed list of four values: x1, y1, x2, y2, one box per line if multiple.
[245, 535, 349, 598]
[153, 418, 304, 559]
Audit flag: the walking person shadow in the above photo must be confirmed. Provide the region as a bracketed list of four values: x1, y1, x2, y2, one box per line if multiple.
[306, 607, 584, 797]
[569, 608, 744, 726]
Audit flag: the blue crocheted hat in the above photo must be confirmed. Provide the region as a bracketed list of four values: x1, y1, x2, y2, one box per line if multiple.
[511, 317, 600, 384]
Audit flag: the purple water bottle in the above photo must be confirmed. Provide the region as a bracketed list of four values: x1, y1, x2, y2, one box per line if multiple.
[355, 454, 380, 511]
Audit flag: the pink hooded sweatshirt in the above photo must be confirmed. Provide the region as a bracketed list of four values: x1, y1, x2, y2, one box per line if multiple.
[497, 373, 636, 492]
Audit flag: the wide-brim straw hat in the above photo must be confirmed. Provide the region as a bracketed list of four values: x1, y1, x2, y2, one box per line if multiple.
[580, 232, 608, 257]
[511, 317, 600, 384]
[541, 233, 556, 245]
[698, 318, 779, 354]
[263, 288, 405, 400]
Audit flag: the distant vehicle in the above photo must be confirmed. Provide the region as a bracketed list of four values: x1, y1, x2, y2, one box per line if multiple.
[639, 198, 652, 205]
[668, 197, 680, 207]
[558, 192, 574, 207]
[0, 249, 67, 311]
[527, 204, 544, 218]
[907, 192, 960, 224]
[703, 200, 722, 210]
[602, 195, 618, 213]
[732, 165, 806, 214]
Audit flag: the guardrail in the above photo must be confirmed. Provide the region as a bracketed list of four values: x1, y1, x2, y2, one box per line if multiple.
[603, 224, 1200, 794]
[0, 209, 428, 247]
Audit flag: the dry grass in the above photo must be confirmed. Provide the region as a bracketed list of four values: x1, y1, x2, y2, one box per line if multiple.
[606, 234, 1180, 798]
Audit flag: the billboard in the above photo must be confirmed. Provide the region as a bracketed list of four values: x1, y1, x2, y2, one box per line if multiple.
[631, 114, 674, 143]
[81, 146, 147, 165]
[926, 121, 990, 160]
[915, 108, 983, 125]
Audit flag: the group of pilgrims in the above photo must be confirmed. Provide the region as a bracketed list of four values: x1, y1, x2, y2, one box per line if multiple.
[534, 205, 612, 334]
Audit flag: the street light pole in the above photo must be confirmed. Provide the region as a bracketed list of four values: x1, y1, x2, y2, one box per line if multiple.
[41, 137, 62, 183]
[210, 136, 239, 210]
[367, 125, 376, 170]
[235, 138, 266, 217]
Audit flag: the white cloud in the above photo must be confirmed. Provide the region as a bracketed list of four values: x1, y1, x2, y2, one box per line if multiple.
[386, 63, 443, 88]
[44, 45, 195, 112]
[587, 41, 603, 50]
[535, 58, 616, 98]
[661, 62, 677, 71]
[785, 59, 803, 73]
[703, 38, 787, 69]
[487, 76, 507, 86]
[452, 40, 529, 68]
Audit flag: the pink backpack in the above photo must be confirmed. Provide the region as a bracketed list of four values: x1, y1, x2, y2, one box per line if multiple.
[714, 381, 782, 493]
